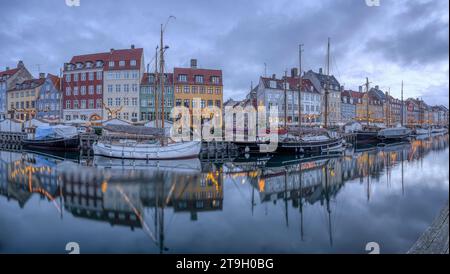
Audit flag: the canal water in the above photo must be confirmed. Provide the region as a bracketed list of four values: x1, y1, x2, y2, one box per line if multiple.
[0, 134, 448, 254]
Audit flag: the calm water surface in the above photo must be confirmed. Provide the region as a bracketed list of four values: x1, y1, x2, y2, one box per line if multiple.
[0, 134, 448, 254]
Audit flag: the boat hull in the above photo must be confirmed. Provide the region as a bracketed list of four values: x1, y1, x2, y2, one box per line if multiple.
[355, 131, 379, 144]
[277, 138, 344, 154]
[93, 141, 202, 160]
[22, 137, 80, 152]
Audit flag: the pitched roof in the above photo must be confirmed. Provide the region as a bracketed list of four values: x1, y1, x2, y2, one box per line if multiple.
[47, 73, 61, 88]
[260, 76, 319, 94]
[8, 78, 46, 91]
[0, 68, 20, 80]
[173, 67, 222, 86]
[67, 48, 143, 71]
[306, 69, 340, 87]
[141, 72, 174, 85]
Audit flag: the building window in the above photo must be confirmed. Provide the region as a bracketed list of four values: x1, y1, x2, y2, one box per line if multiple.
[107, 98, 113, 106]
[132, 84, 138, 92]
[132, 72, 138, 79]
[184, 86, 190, 93]
[96, 85, 102, 94]
[176, 86, 181, 93]
[123, 112, 129, 120]
[89, 99, 94, 109]
[107, 85, 113, 93]
[130, 60, 137, 66]
[178, 74, 187, 82]
[115, 98, 121, 106]
[195, 75, 204, 83]
[81, 86, 86, 95]
[88, 72, 94, 81]
[200, 86, 205, 94]
[73, 74, 79, 82]
[215, 100, 221, 108]
[73, 86, 78, 95]
[88, 85, 94, 95]
[66, 100, 71, 109]
[81, 100, 86, 109]
[124, 84, 129, 92]
[208, 87, 213, 94]
[184, 99, 190, 108]
[208, 100, 213, 107]
[65, 115, 71, 121]
[132, 97, 137, 106]
[175, 99, 182, 106]
[96, 99, 102, 108]
[96, 71, 102, 80]
[73, 100, 78, 109]
[65, 74, 71, 82]
[211, 76, 220, 84]
[215, 87, 221, 94]
[119, 60, 125, 67]
[191, 86, 198, 94]
[65, 87, 71, 96]
[201, 100, 205, 108]
[115, 84, 121, 92]
[124, 97, 129, 106]
[109, 61, 114, 67]
[81, 73, 86, 81]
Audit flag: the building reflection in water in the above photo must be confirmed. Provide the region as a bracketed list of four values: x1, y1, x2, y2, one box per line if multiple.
[0, 133, 448, 251]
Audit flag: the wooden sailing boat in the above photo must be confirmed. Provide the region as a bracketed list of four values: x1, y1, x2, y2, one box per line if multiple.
[93, 21, 201, 160]
[277, 39, 344, 155]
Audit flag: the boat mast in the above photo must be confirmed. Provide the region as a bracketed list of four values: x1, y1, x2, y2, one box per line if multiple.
[366, 77, 370, 127]
[401, 81, 404, 127]
[298, 44, 303, 129]
[154, 46, 159, 128]
[324, 38, 330, 129]
[159, 24, 165, 129]
[284, 70, 288, 128]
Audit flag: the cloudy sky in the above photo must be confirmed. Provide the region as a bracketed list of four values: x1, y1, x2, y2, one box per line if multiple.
[0, 0, 448, 106]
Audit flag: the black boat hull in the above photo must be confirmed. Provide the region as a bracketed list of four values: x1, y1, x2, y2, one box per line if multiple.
[277, 138, 344, 154]
[355, 131, 379, 144]
[22, 137, 80, 152]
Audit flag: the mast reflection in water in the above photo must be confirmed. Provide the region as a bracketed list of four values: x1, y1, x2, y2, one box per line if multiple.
[0, 134, 448, 253]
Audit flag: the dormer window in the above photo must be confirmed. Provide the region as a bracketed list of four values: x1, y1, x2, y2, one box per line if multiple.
[211, 76, 220, 84]
[86, 62, 92, 68]
[109, 61, 115, 67]
[269, 80, 276, 89]
[195, 75, 204, 84]
[119, 60, 125, 67]
[96, 61, 103, 67]
[178, 74, 187, 82]
[130, 60, 137, 66]
[76, 63, 83, 69]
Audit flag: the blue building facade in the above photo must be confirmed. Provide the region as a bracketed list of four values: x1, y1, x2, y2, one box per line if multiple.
[36, 74, 62, 121]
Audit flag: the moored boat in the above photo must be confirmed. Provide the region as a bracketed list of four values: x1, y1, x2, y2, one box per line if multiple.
[431, 127, 448, 134]
[377, 127, 411, 141]
[277, 133, 344, 154]
[414, 127, 431, 136]
[22, 125, 80, 151]
[93, 139, 201, 160]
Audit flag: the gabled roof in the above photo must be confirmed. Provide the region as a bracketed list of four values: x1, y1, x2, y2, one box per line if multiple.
[305, 69, 340, 87]
[141, 72, 174, 85]
[0, 68, 20, 81]
[8, 78, 46, 91]
[47, 73, 61, 89]
[67, 47, 144, 71]
[260, 76, 319, 94]
[173, 67, 222, 86]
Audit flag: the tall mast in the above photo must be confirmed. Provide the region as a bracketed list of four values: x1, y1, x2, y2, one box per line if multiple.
[298, 44, 303, 128]
[324, 38, 330, 129]
[284, 70, 287, 128]
[154, 46, 159, 128]
[160, 24, 165, 129]
[366, 77, 370, 126]
[401, 80, 404, 126]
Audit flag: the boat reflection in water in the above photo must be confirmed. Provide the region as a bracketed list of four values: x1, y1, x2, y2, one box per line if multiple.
[0, 133, 448, 253]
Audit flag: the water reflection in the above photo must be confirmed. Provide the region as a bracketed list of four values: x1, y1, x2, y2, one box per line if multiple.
[0, 133, 448, 253]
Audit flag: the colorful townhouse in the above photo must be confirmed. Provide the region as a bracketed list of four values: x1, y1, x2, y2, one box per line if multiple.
[304, 68, 342, 126]
[7, 73, 46, 121]
[36, 74, 62, 121]
[255, 69, 321, 126]
[340, 90, 359, 123]
[0, 61, 33, 120]
[63, 46, 144, 123]
[173, 59, 223, 114]
[63, 52, 108, 122]
[140, 72, 174, 121]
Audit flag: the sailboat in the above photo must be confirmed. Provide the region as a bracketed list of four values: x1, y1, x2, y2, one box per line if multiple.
[93, 22, 201, 160]
[278, 39, 344, 154]
[354, 78, 382, 144]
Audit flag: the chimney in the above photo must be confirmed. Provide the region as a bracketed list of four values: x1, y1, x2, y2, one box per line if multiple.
[272, 74, 276, 79]
[358, 86, 362, 93]
[131, 44, 135, 49]
[291, 68, 298, 78]
[17, 60, 24, 69]
[190, 59, 197, 69]
[341, 85, 344, 92]
[39, 73, 45, 79]
[319, 68, 323, 74]
[110, 48, 114, 53]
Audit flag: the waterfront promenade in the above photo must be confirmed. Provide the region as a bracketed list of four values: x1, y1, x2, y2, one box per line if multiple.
[408, 201, 449, 254]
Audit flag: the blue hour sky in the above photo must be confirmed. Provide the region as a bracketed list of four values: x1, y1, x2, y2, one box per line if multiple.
[0, 0, 448, 106]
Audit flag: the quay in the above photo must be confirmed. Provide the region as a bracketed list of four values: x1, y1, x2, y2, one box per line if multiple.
[408, 201, 449, 254]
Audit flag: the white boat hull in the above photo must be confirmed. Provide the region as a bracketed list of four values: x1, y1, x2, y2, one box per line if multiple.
[93, 141, 202, 160]
[415, 128, 430, 135]
[431, 128, 448, 134]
